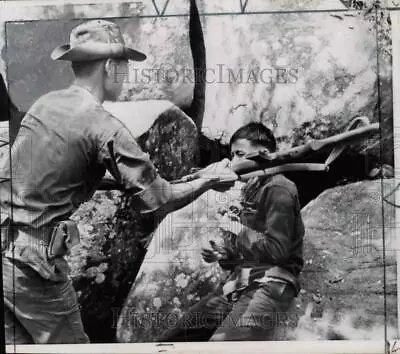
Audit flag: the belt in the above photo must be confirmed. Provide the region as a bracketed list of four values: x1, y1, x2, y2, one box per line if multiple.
[223, 266, 300, 302]
[225, 278, 294, 303]
[259, 266, 301, 295]
[4, 227, 52, 253]
[2, 220, 80, 259]
[2, 221, 79, 282]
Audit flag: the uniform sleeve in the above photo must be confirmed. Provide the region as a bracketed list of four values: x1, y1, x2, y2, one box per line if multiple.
[236, 186, 295, 264]
[98, 125, 172, 214]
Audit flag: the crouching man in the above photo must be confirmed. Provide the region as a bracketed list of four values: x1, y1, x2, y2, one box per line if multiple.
[160, 122, 305, 341]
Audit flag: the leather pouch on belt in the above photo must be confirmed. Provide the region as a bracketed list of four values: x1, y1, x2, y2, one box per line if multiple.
[47, 220, 80, 258]
[1, 217, 12, 252]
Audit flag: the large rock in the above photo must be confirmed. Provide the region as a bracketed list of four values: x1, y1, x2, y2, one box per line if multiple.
[129, 1, 392, 165]
[286, 178, 397, 340]
[116, 183, 243, 342]
[67, 108, 198, 343]
[2, 2, 392, 164]
[119, 5, 391, 166]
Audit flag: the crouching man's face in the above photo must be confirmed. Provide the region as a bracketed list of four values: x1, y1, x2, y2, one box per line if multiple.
[231, 139, 269, 167]
[104, 59, 129, 101]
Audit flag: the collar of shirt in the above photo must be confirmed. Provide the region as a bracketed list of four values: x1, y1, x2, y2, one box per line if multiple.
[241, 174, 270, 201]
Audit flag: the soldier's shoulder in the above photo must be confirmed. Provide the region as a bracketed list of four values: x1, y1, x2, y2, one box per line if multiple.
[29, 88, 67, 108]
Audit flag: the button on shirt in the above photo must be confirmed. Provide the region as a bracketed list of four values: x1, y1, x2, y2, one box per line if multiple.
[0, 84, 172, 280]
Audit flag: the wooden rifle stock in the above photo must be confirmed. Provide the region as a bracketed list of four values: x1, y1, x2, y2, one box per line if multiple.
[97, 118, 380, 189]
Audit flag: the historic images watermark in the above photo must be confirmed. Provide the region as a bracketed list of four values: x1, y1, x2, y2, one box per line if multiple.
[113, 63, 300, 85]
[350, 186, 397, 255]
[111, 307, 298, 331]
[351, 212, 377, 256]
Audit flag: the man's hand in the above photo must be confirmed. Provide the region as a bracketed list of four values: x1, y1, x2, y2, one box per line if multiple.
[197, 158, 237, 192]
[160, 159, 237, 217]
[201, 240, 228, 263]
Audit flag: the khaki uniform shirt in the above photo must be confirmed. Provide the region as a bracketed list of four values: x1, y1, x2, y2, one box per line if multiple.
[0, 84, 171, 281]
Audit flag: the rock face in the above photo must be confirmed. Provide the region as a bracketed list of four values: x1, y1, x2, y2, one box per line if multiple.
[67, 109, 198, 343]
[130, 2, 392, 165]
[286, 178, 397, 340]
[115, 178, 397, 342]
[2, 1, 393, 164]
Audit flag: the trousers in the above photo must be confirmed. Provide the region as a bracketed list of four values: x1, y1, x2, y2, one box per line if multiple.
[159, 280, 296, 342]
[3, 256, 89, 344]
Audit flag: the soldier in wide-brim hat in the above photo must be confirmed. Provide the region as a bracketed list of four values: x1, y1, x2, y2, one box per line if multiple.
[1, 19, 236, 344]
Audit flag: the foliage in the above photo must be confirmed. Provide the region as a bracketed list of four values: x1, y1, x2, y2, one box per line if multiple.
[345, 0, 392, 61]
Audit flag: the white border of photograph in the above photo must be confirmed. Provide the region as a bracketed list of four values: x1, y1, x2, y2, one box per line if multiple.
[1, 1, 398, 353]
[391, 9, 400, 351]
[3, 339, 391, 354]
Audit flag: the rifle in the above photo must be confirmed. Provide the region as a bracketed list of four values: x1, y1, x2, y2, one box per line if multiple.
[171, 116, 380, 183]
[98, 117, 380, 190]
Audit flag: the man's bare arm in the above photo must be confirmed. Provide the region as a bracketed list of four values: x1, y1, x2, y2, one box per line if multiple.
[157, 178, 215, 216]
[153, 159, 237, 217]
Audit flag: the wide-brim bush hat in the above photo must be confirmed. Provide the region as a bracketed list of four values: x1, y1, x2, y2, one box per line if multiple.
[51, 19, 146, 62]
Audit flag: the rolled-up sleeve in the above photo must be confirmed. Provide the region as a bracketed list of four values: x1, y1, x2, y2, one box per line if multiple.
[98, 125, 172, 214]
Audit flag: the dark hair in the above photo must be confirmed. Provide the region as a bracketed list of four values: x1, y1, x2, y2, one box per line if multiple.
[229, 122, 277, 152]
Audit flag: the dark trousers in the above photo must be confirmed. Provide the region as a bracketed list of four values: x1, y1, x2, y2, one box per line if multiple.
[159, 281, 296, 342]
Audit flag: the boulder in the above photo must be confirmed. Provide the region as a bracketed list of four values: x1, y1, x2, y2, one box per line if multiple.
[116, 183, 243, 343]
[128, 2, 393, 166]
[103, 100, 183, 139]
[285, 178, 397, 340]
[67, 107, 199, 343]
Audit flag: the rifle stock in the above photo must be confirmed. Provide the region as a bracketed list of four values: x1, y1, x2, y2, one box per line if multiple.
[97, 119, 380, 189]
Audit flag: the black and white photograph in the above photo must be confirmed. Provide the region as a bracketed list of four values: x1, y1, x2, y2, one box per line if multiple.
[0, 0, 398, 352]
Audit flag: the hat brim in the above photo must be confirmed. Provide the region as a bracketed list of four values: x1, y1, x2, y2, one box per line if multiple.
[51, 42, 146, 62]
